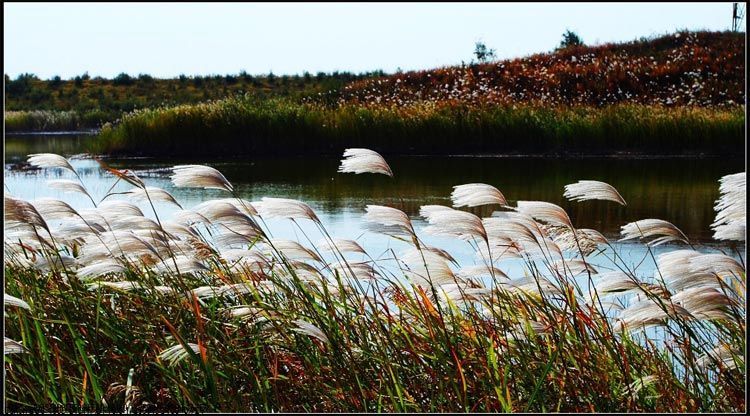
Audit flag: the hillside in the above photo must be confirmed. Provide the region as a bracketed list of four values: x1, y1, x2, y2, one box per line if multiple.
[313, 31, 744, 109]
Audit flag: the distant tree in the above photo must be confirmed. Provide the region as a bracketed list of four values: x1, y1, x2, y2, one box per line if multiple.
[137, 73, 154, 84]
[178, 74, 188, 84]
[81, 71, 90, 81]
[267, 71, 276, 84]
[50, 75, 63, 88]
[303, 71, 312, 82]
[473, 41, 497, 63]
[113, 73, 134, 86]
[559, 30, 584, 49]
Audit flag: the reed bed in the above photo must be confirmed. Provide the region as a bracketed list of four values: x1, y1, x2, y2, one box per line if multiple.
[4, 151, 746, 412]
[94, 96, 744, 157]
[5, 110, 112, 132]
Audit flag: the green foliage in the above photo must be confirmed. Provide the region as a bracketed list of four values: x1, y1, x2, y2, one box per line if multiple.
[474, 41, 497, 63]
[559, 30, 584, 49]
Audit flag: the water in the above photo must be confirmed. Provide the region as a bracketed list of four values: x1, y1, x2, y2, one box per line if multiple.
[4, 133, 745, 282]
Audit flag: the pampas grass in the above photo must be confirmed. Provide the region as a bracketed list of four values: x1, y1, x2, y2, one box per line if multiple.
[338, 148, 394, 177]
[3, 154, 746, 412]
[564, 180, 627, 206]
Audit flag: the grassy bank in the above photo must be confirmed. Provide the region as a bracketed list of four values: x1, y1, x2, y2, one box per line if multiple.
[4, 157, 745, 412]
[5, 110, 115, 132]
[94, 96, 744, 156]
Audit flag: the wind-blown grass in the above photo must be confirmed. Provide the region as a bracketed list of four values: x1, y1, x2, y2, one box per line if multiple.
[94, 96, 744, 157]
[4, 152, 745, 412]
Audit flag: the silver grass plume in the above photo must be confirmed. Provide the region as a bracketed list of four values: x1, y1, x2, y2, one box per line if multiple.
[696, 345, 742, 371]
[4, 337, 26, 354]
[614, 299, 691, 332]
[338, 148, 393, 177]
[620, 219, 689, 246]
[158, 343, 200, 367]
[399, 247, 456, 287]
[711, 172, 745, 242]
[126, 186, 182, 208]
[5, 195, 50, 232]
[46, 179, 92, 198]
[451, 183, 507, 208]
[670, 286, 734, 321]
[291, 319, 330, 344]
[363, 205, 416, 242]
[27, 153, 76, 174]
[316, 238, 366, 255]
[4, 293, 31, 310]
[171, 165, 234, 192]
[515, 201, 573, 229]
[420, 205, 487, 242]
[563, 180, 627, 206]
[656, 250, 719, 291]
[254, 197, 320, 223]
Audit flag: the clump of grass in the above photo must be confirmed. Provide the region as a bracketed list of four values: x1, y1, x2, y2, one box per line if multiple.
[4, 152, 745, 412]
[94, 95, 744, 157]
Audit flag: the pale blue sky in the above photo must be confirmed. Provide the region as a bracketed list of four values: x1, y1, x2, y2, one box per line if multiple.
[4, 2, 741, 79]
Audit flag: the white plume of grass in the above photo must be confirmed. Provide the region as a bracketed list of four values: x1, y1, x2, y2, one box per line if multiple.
[620, 219, 689, 246]
[656, 250, 718, 291]
[254, 197, 320, 223]
[696, 345, 742, 371]
[4, 293, 31, 310]
[564, 180, 627, 206]
[711, 172, 745, 242]
[503, 277, 563, 297]
[158, 343, 200, 367]
[515, 201, 573, 229]
[420, 205, 487, 242]
[456, 265, 509, 282]
[98, 201, 145, 221]
[550, 258, 598, 276]
[126, 186, 182, 208]
[30, 198, 80, 220]
[316, 238, 366, 255]
[5, 195, 50, 232]
[688, 253, 745, 279]
[265, 239, 322, 263]
[543, 224, 607, 256]
[77, 259, 128, 280]
[614, 299, 691, 332]
[331, 261, 378, 280]
[451, 183, 507, 208]
[4, 337, 26, 354]
[363, 205, 416, 242]
[46, 179, 92, 198]
[400, 248, 456, 287]
[338, 148, 393, 177]
[671, 286, 734, 321]
[292, 319, 330, 344]
[154, 255, 208, 275]
[171, 165, 234, 192]
[27, 153, 76, 174]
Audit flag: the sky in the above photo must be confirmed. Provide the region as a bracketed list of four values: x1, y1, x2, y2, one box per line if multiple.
[3, 2, 742, 79]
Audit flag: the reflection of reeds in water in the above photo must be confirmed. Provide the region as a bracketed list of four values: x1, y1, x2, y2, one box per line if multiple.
[4, 151, 746, 412]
